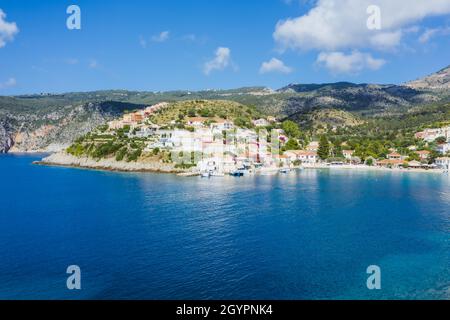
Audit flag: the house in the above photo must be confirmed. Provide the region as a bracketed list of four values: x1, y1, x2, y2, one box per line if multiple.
[284, 150, 318, 164]
[133, 125, 159, 138]
[197, 157, 233, 173]
[342, 150, 354, 160]
[435, 157, 450, 169]
[307, 141, 319, 152]
[108, 120, 124, 130]
[210, 119, 234, 131]
[187, 117, 209, 127]
[277, 154, 290, 167]
[131, 113, 144, 122]
[387, 152, 402, 160]
[376, 159, 406, 168]
[436, 142, 450, 154]
[202, 141, 225, 156]
[252, 118, 269, 127]
[284, 151, 300, 163]
[298, 151, 318, 164]
[415, 126, 450, 142]
[143, 102, 169, 116]
[408, 160, 423, 168]
[415, 150, 431, 161]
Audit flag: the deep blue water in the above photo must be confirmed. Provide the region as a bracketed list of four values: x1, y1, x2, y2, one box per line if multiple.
[0, 154, 449, 300]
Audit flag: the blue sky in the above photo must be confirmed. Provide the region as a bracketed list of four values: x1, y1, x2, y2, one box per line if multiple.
[0, 0, 450, 95]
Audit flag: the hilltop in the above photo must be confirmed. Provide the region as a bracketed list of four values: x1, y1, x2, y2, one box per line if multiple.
[148, 100, 261, 127]
[406, 65, 450, 90]
[46, 99, 273, 172]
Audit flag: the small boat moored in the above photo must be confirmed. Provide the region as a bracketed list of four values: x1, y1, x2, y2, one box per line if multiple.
[201, 171, 211, 178]
[229, 170, 244, 177]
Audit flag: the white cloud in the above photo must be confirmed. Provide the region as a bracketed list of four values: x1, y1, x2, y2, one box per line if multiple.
[274, 0, 450, 52]
[65, 58, 79, 65]
[317, 51, 386, 74]
[0, 9, 19, 48]
[183, 34, 197, 41]
[419, 26, 450, 43]
[139, 35, 147, 48]
[203, 47, 233, 75]
[89, 59, 98, 69]
[0, 77, 17, 89]
[369, 30, 403, 51]
[259, 58, 293, 74]
[151, 31, 170, 42]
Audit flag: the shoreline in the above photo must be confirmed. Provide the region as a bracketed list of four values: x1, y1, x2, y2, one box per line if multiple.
[34, 152, 448, 176]
[303, 163, 446, 174]
[35, 152, 187, 174]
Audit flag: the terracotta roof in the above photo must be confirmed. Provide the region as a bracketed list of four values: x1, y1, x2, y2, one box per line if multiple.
[408, 161, 422, 167]
[289, 150, 318, 156]
[213, 118, 232, 124]
[377, 159, 405, 165]
[415, 150, 431, 154]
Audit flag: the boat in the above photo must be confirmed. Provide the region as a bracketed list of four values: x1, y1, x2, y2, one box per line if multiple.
[279, 168, 291, 174]
[201, 172, 211, 178]
[210, 171, 225, 177]
[229, 170, 244, 177]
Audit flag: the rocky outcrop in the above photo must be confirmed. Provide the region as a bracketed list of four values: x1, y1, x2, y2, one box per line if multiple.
[0, 101, 139, 153]
[0, 120, 14, 153]
[37, 152, 186, 173]
[406, 65, 450, 90]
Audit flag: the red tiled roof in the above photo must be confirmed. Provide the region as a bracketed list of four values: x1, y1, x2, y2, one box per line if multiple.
[377, 159, 405, 165]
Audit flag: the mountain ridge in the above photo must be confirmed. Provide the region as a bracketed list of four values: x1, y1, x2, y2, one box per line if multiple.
[405, 65, 450, 90]
[1, 65, 449, 153]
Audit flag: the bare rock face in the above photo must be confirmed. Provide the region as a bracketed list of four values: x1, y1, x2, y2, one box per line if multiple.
[0, 120, 14, 153]
[406, 65, 450, 90]
[0, 101, 135, 153]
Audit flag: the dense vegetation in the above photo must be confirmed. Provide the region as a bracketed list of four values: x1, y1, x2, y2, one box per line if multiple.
[149, 100, 261, 129]
[307, 102, 450, 162]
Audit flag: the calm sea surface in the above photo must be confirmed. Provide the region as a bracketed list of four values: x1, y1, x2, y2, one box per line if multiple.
[0, 154, 449, 299]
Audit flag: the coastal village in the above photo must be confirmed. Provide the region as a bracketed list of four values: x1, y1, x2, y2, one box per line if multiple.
[67, 101, 450, 176]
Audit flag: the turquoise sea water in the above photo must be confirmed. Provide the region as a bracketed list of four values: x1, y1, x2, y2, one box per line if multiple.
[0, 154, 449, 300]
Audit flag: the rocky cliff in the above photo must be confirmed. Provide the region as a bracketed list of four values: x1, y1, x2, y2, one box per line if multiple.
[0, 99, 142, 153]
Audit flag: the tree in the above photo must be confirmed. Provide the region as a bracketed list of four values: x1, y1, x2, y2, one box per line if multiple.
[285, 139, 300, 151]
[318, 135, 330, 160]
[282, 120, 301, 138]
[199, 108, 212, 117]
[188, 109, 196, 117]
[435, 136, 447, 144]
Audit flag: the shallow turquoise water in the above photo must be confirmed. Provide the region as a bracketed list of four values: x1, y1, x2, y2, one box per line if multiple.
[0, 154, 449, 299]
